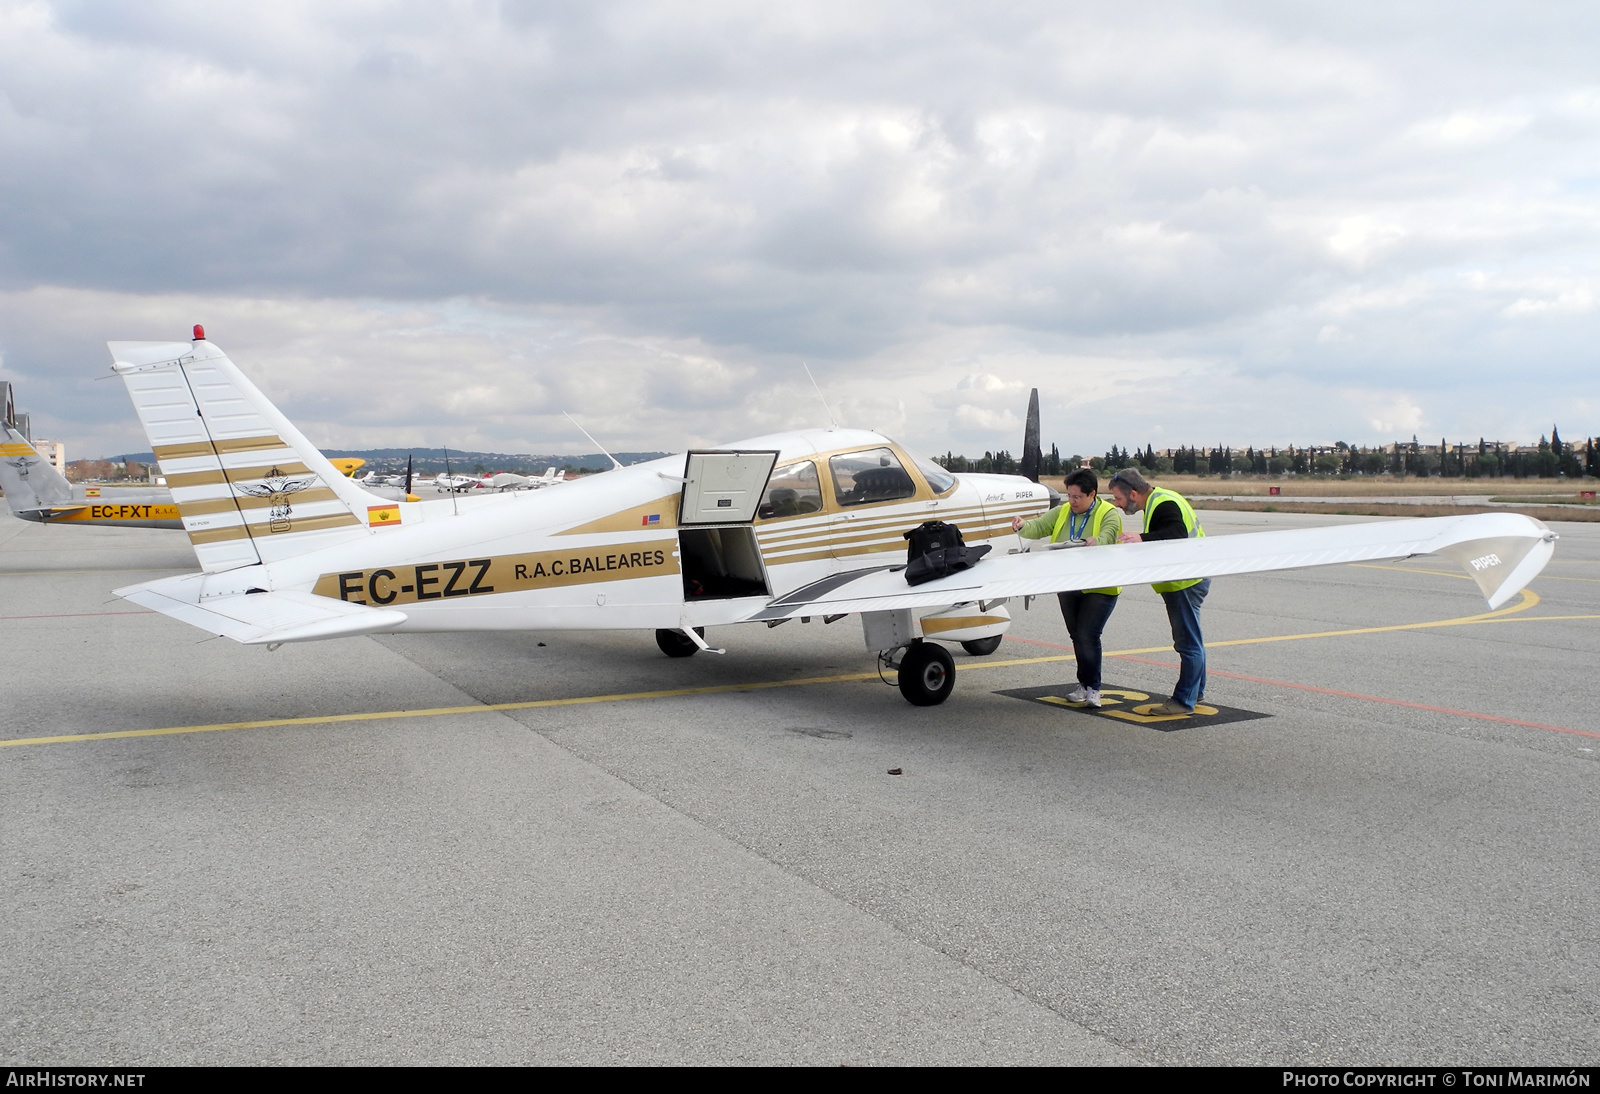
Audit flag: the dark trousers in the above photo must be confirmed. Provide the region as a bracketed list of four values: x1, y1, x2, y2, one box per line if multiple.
[1158, 578, 1210, 708]
[1057, 591, 1118, 690]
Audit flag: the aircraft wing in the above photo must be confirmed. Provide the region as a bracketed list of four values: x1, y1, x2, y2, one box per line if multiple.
[747, 512, 1556, 621]
[117, 573, 408, 645]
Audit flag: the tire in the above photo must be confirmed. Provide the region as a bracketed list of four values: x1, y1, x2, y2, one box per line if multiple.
[656, 627, 704, 658]
[960, 635, 1002, 657]
[898, 641, 956, 706]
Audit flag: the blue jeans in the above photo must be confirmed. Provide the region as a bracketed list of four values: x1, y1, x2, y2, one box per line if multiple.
[1057, 591, 1118, 690]
[1158, 578, 1209, 708]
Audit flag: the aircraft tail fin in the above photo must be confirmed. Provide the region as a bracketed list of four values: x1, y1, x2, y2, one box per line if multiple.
[0, 422, 75, 518]
[108, 334, 390, 573]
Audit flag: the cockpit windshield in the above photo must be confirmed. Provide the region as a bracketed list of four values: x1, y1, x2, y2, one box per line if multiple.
[911, 453, 957, 494]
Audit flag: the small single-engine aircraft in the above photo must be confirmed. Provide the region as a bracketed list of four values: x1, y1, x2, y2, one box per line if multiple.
[107, 330, 1557, 706]
[485, 468, 566, 491]
[435, 471, 483, 493]
[1, 420, 184, 529]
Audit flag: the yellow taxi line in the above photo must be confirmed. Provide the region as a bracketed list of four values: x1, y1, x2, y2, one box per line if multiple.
[0, 590, 1548, 750]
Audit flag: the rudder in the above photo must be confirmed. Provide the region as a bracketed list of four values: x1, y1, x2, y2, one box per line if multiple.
[109, 333, 381, 572]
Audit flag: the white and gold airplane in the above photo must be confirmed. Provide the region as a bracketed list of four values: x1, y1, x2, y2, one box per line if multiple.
[107, 330, 1557, 706]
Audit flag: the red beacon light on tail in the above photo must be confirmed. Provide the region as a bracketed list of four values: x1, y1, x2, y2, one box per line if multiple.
[193, 324, 206, 341]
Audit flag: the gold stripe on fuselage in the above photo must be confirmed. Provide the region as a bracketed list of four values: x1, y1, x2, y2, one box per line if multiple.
[313, 539, 681, 606]
[555, 495, 680, 536]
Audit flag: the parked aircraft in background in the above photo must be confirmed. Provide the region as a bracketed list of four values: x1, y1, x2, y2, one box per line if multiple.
[484, 468, 566, 491]
[107, 329, 1556, 706]
[434, 472, 483, 493]
[1, 420, 183, 529]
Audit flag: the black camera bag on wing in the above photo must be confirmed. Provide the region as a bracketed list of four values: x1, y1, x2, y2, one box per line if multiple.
[902, 520, 991, 586]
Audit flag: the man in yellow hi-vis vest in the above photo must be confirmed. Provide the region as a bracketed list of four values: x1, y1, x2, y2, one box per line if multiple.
[1108, 468, 1209, 716]
[1011, 468, 1122, 707]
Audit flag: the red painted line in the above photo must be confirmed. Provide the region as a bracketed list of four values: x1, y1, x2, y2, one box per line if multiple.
[1010, 636, 1076, 652]
[1006, 635, 1598, 740]
[0, 611, 154, 621]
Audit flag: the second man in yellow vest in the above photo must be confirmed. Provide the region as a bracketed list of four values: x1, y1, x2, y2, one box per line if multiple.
[1109, 468, 1210, 716]
[1011, 468, 1122, 708]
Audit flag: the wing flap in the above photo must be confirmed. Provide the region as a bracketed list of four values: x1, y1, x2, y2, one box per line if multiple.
[747, 512, 1557, 620]
[117, 574, 406, 644]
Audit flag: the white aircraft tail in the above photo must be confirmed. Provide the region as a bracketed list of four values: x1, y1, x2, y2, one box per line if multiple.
[0, 422, 76, 517]
[108, 332, 390, 572]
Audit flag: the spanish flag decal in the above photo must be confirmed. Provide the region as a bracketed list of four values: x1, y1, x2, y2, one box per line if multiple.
[368, 504, 402, 528]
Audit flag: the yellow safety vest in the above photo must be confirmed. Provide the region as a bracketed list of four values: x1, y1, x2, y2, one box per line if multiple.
[1143, 486, 1206, 593]
[1050, 496, 1121, 596]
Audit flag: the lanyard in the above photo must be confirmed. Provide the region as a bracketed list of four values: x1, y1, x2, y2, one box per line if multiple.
[1068, 501, 1092, 541]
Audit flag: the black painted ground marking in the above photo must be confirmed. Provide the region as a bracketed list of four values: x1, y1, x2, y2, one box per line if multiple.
[996, 684, 1272, 732]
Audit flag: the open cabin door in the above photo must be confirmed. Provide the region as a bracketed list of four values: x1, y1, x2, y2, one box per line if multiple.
[677, 450, 779, 601]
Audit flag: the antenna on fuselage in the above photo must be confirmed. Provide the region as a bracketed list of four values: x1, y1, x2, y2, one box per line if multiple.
[803, 363, 840, 430]
[445, 447, 458, 517]
[563, 412, 624, 471]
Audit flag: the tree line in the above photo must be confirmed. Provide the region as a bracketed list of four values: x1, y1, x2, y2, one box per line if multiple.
[937, 430, 1599, 479]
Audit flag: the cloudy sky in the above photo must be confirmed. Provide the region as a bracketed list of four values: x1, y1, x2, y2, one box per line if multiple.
[1, 1, 1596, 460]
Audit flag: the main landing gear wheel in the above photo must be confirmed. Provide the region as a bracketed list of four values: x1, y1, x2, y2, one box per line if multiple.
[656, 627, 704, 658]
[960, 636, 1002, 656]
[898, 641, 956, 706]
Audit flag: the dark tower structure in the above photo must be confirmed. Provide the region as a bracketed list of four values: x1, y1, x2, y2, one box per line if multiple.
[1020, 388, 1042, 483]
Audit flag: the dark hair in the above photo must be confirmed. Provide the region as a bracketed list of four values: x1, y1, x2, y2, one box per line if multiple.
[1109, 467, 1150, 494]
[1064, 468, 1098, 495]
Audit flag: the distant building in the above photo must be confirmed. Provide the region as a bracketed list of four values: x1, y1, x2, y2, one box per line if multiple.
[32, 438, 65, 472]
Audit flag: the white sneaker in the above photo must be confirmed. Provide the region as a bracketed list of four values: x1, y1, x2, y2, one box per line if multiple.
[1064, 685, 1089, 704]
[1085, 688, 1102, 708]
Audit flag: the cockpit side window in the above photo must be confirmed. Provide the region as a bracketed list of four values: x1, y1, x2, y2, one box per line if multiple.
[757, 460, 823, 520]
[829, 448, 917, 507]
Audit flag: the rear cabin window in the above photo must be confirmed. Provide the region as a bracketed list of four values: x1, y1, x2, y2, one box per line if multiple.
[829, 448, 917, 507]
[758, 461, 823, 520]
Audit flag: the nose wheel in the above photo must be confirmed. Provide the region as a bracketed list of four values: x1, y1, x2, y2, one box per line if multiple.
[897, 640, 956, 706]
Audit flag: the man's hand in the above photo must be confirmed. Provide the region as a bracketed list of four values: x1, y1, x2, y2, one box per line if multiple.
[1012, 516, 1025, 532]
[1117, 531, 1142, 543]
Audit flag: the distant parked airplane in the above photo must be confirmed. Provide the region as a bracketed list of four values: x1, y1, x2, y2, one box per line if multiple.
[0, 420, 182, 529]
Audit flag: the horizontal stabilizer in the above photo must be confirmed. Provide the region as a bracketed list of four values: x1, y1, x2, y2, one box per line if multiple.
[117, 574, 406, 645]
[13, 504, 89, 518]
[749, 512, 1557, 621]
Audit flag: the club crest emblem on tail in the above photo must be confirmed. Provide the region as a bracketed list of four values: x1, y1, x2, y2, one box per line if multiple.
[234, 468, 318, 533]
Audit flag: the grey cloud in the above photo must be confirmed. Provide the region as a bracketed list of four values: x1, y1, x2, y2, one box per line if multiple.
[1, 1, 1598, 458]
